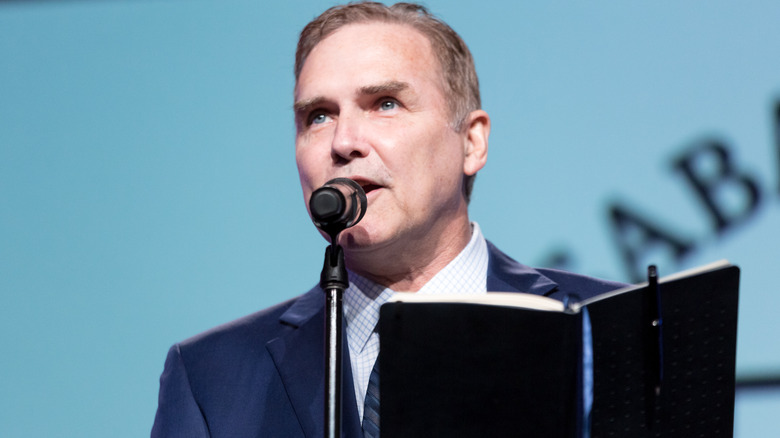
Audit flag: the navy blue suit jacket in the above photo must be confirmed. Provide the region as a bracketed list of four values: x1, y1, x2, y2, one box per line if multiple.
[152, 241, 626, 437]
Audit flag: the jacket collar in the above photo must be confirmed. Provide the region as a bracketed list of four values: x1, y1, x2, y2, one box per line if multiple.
[267, 286, 363, 438]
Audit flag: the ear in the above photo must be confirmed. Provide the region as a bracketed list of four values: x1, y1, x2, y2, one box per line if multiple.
[462, 110, 490, 176]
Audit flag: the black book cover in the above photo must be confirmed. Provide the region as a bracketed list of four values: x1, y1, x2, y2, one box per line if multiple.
[377, 263, 739, 438]
[379, 301, 584, 438]
[587, 264, 740, 438]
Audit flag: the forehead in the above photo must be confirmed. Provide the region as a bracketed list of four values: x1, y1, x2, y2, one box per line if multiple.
[295, 22, 442, 99]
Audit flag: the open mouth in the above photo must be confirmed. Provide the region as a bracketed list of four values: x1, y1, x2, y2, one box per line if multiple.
[360, 183, 382, 195]
[350, 177, 382, 195]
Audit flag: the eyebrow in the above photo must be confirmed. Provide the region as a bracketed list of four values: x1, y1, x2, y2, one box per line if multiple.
[293, 81, 411, 116]
[358, 81, 409, 96]
[293, 96, 326, 116]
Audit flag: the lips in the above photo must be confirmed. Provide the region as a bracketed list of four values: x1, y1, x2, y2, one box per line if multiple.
[349, 177, 384, 195]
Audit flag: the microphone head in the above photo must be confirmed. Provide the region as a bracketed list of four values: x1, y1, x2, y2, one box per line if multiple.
[310, 189, 346, 223]
[309, 178, 367, 236]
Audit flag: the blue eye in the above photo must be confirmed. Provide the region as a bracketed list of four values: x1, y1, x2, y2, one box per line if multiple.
[310, 113, 329, 125]
[379, 100, 397, 111]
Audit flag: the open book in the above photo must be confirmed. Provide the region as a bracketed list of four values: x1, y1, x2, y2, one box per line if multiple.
[378, 261, 739, 438]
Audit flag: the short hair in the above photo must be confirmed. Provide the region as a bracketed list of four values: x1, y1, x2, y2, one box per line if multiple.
[295, 1, 481, 202]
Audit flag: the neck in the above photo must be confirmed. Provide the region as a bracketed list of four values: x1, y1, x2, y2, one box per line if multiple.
[343, 216, 472, 292]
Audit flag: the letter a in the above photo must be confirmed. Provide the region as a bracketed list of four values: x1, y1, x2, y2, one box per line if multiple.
[608, 203, 694, 283]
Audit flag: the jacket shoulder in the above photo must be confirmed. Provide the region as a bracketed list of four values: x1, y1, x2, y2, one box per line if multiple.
[176, 285, 321, 361]
[485, 239, 627, 300]
[535, 267, 629, 301]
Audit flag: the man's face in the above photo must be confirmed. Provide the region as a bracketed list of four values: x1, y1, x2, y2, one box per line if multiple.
[294, 22, 474, 255]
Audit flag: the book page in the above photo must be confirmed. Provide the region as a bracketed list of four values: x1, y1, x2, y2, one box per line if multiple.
[387, 292, 565, 312]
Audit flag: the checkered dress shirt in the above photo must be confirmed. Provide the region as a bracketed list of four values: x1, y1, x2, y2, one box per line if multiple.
[343, 222, 489, 421]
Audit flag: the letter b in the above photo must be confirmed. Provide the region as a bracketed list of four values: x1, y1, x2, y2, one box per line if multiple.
[673, 140, 761, 234]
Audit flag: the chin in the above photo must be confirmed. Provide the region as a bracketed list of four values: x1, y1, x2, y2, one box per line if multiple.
[338, 227, 374, 249]
[337, 222, 393, 251]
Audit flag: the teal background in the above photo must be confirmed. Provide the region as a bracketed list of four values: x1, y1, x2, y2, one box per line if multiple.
[1, 1, 778, 436]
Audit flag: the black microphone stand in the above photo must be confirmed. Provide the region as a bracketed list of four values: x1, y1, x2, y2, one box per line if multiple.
[320, 232, 348, 438]
[309, 178, 366, 438]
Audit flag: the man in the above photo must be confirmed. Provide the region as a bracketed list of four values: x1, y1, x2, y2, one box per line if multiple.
[152, 2, 625, 437]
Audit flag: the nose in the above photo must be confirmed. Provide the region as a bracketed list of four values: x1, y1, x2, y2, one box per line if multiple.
[331, 113, 371, 163]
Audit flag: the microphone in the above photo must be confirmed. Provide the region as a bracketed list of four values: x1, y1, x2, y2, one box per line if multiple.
[309, 178, 367, 236]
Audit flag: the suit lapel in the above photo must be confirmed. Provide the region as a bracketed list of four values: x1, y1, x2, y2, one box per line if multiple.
[485, 240, 559, 295]
[266, 287, 362, 437]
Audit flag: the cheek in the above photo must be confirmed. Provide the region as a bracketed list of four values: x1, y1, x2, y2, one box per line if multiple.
[296, 131, 332, 167]
[420, 140, 462, 177]
[295, 142, 320, 177]
[295, 160, 318, 204]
